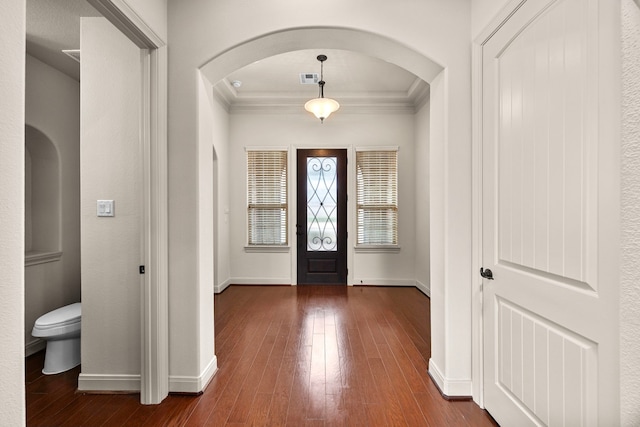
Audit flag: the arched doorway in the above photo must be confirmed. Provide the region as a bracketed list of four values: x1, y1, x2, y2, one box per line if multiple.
[193, 25, 461, 397]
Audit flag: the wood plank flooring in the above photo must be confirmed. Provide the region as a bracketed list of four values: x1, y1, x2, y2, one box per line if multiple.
[26, 285, 498, 426]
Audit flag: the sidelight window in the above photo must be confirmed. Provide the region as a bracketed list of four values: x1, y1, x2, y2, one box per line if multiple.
[355, 149, 398, 246]
[247, 150, 288, 246]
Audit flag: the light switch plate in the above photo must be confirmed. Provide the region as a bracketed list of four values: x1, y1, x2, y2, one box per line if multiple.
[97, 200, 114, 217]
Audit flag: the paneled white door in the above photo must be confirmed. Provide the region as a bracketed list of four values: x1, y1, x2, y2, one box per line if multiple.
[481, 0, 619, 425]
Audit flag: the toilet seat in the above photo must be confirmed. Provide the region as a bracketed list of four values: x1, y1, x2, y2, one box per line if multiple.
[32, 302, 81, 337]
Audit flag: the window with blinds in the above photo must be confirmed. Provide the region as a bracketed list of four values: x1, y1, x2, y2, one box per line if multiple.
[356, 150, 398, 245]
[247, 150, 288, 245]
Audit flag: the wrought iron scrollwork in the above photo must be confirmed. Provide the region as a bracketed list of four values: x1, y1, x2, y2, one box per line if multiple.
[307, 157, 338, 251]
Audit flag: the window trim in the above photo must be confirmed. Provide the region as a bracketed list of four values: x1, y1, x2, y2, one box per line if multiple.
[353, 245, 401, 253]
[244, 245, 290, 253]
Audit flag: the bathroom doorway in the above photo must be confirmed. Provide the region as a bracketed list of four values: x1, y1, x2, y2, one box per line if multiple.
[25, 0, 168, 404]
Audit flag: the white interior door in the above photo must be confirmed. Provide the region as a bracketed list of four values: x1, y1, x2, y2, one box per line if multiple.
[481, 0, 619, 425]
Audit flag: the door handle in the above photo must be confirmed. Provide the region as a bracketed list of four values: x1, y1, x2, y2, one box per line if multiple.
[480, 268, 494, 280]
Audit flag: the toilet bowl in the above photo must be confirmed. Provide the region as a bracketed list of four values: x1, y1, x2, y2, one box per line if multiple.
[32, 302, 81, 375]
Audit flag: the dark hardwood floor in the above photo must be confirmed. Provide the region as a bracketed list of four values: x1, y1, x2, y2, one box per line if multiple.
[26, 285, 498, 426]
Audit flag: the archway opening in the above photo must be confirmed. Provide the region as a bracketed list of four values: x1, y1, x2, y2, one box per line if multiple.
[197, 26, 445, 367]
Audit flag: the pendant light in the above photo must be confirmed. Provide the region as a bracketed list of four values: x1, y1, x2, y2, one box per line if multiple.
[304, 54, 340, 123]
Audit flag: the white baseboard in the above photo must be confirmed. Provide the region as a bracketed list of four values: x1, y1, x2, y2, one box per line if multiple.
[77, 356, 219, 394]
[214, 278, 232, 294]
[428, 358, 472, 397]
[415, 280, 431, 297]
[169, 355, 218, 393]
[216, 279, 429, 295]
[25, 338, 46, 357]
[78, 373, 141, 392]
[218, 280, 429, 299]
[428, 358, 446, 392]
[352, 279, 417, 287]
[229, 278, 292, 286]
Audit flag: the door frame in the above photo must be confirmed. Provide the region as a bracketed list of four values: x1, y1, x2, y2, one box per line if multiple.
[290, 145, 354, 286]
[296, 148, 348, 285]
[471, 0, 528, 408]
[88, 0, 168, 405]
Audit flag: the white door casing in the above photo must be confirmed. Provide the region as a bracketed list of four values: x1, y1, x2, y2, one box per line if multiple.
[481, 0, 619, 425]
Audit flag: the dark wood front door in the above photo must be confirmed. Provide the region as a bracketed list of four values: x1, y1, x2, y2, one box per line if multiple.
[296, 149, 347, 284]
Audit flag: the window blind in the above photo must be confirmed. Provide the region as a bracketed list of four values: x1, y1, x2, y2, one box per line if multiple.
[356, 150, 398, 245]
[247, 150, 288, 245]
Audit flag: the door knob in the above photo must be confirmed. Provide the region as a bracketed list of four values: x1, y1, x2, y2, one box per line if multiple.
[480, 268, 494, 280]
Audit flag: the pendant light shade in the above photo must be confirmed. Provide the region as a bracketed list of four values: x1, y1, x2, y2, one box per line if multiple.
[304, 97, 340, 122]
[305, 55, 340, 123]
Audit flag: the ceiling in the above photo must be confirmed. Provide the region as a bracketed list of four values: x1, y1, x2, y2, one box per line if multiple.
[214, 50, 429, 112]
[26, 1, 429, 111]
[26, 0, 101, 81]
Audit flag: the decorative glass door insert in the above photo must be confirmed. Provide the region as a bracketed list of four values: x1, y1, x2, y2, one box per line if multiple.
[296, 149, 347, 285]
[306, 156, 337, 251]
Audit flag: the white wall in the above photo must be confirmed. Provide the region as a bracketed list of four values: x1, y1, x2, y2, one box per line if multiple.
[414, 99, 431, 295]
[227, 111, 417, 287]
[210, 94, 231, 294]
[168, 0, 472, 395]
[196, 74, 215, 373]
[199, 76, 231, 295]
[621, 0, 640, 424]
[24, 54, 81, 356]
[79, 17, 143, 390]
[429, 72, 447, 384]
[471, 0, 513, 38]
[194, 74, 228, 377]
[0, 0, 25, 424]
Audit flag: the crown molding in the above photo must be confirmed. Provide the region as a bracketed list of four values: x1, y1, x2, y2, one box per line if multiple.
[229, 102, 416, 115]
[212, 76, 430, 116]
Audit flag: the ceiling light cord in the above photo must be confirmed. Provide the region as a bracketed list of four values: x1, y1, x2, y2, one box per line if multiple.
[318, 56, 325, 99]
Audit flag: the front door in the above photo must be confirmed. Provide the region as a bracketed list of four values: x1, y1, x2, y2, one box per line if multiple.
[481, 0, 618, 425]
[296, 149, 347, 284]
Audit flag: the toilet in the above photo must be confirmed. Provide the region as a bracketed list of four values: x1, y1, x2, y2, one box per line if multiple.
[32, 302, 81, 375]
